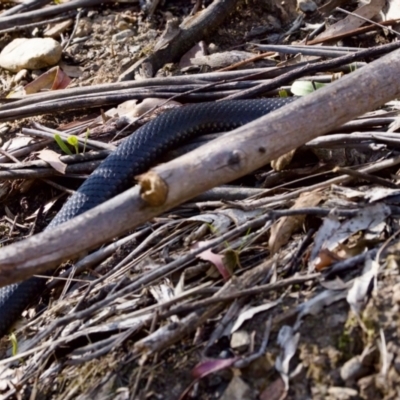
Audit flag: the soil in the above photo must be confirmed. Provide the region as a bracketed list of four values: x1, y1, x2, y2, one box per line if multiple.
[1, 0, 400, 399]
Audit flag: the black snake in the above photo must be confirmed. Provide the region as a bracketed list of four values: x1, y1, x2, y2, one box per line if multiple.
[0, 97, 295, 337]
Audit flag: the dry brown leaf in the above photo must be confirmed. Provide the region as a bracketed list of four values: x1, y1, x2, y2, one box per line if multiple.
[269, 191, 323, 254]
[37, 149, 67, 174]
[259, 377, 286, 400]
[314, 248, 343, 271]
[315, 0, 385, 40]
[271, 149, 296, 171]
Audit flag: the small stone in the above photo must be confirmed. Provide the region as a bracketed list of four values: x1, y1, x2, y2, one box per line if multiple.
[117, 20, 130, 31]
[230, 330, 250, 352]
[340, 356, 370, 382]
[328, 386, 358, 400]
[12, 69, 28, 84]
[297, 0, 317, 13]
[75, 18, 92, 38]
[0, 38, 62, 72]
[112, 29, 134, 42]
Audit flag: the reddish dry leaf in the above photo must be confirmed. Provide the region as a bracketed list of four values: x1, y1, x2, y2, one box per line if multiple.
[23, 66, 71, 94]
[269, 191, 323, 254]
[197, 248, 231, 281]
[259, 377, 287, 400]
[314, 248, 343, 271]
[192, 357, 238, 379]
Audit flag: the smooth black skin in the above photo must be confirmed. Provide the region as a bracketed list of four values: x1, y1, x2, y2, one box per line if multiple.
[0, 98, 295, 337]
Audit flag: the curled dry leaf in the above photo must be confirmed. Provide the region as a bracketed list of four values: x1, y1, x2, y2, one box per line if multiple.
[346, 256, 379, 316]
[10, 66, 71, 98]
[192, 357, 238, 379]
[196, 247, 231, 280]
[259, 376, 286, 400]
[313, 248, 343, 271]
[231, 299, 281, 333]
[269, 191, 323, 254]
[275, 325, 300, 390]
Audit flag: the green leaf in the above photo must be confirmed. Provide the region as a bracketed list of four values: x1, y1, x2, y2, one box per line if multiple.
[67, 135, 80, 154]
[9, 332, 18, 356]
[83, 129, 90, 154]
[290, 80, 326, 96]
[279, 89, 289, 98]
[54, 134, 73, 155]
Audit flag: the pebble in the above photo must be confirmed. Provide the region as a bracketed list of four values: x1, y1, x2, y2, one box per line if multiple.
[0, 38, 62, 72]
[230, 330, 250, 352]
[297, 0, 317, 13]
[75, 18, 92, 37]
[327, 386, 359, 400]
[340, 356, 370, 382]
[112, 29, 134, 42]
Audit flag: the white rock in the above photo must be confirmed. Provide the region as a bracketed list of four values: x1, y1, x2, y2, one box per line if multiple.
[112, 29, 134, 42]
[0, 38, 62, 72]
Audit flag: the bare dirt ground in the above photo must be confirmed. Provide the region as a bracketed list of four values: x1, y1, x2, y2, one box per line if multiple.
[1, 0, 400, 399]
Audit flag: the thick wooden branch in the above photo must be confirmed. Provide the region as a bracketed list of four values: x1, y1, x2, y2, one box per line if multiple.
[1, 47, 400, 286]
[119, 0, 240, 80]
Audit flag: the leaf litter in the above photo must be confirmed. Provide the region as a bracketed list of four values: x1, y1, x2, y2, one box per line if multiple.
[2, 0, 400, 399]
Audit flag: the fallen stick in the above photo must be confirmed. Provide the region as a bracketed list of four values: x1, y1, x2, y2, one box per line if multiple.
[1, 47, 400, 286]
[0, 0, 112, 30]
[119, 0, 240, 81]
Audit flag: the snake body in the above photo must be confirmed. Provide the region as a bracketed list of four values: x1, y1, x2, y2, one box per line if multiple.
[0, 98, 295, 337]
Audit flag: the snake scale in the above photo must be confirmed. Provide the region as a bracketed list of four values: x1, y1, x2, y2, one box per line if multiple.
[0, 97, 295, 337]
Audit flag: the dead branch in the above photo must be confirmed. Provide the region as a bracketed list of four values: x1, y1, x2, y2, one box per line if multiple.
[0, 0, 113, 30]
[119, 0, 240, 81]
[1, 47, 400, 286]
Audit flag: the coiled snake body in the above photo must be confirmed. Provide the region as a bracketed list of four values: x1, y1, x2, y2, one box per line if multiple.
[0, 98, 295, 337]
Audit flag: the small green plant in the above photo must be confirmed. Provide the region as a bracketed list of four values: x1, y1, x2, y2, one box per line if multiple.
[279, 89, 289, 98]
[54, 134, 73, 155]
[9, 332, 18, 356]
[83, 129, 90, 154]
[66, 135, 79, 154]
[54, 134, 81, 155]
